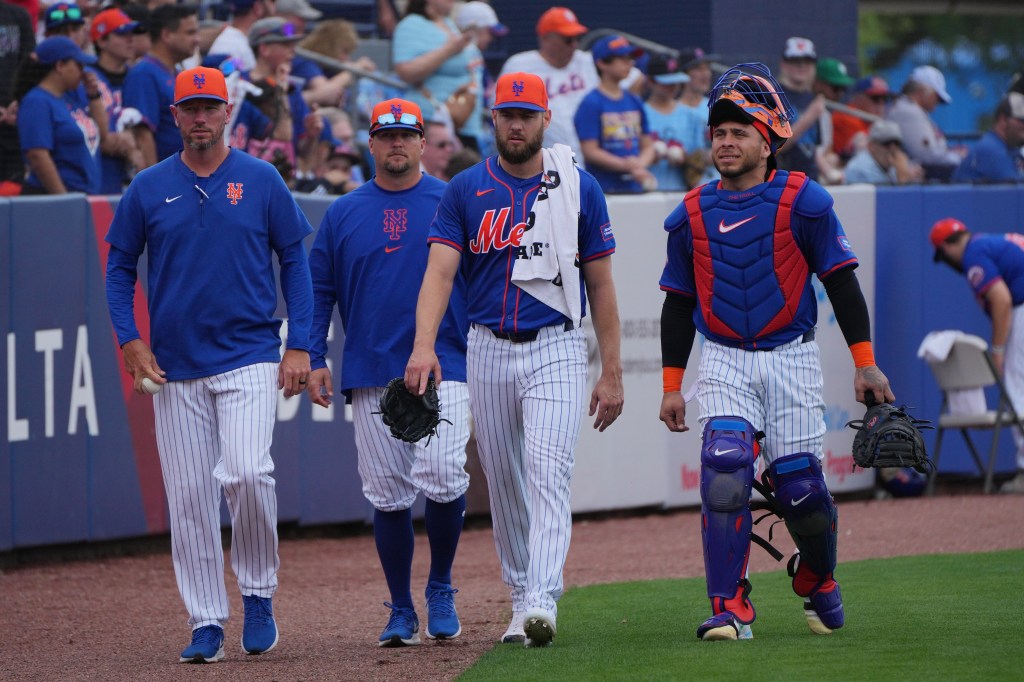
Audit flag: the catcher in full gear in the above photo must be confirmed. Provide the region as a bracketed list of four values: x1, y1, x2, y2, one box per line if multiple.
[658, 63, 896, 641]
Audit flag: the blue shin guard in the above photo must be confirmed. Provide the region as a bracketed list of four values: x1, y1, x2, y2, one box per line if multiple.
[769, 453, 844, 632]
[769, 453, 838, 579]
[700, 417, 759, 624]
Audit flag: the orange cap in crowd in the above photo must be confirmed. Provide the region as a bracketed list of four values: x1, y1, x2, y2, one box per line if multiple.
[173, 67, 229, 106]
[90, 8, 144, 43]
[536, 7, 587, 37]
[369, 98, 425, 135]
[492, 72, 548, 112]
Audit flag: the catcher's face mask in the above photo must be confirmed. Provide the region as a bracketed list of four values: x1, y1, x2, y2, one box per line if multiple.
[708, 63, 796, 153]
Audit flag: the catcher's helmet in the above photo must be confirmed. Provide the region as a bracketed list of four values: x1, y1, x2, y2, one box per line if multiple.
[708, 63, 795, 152]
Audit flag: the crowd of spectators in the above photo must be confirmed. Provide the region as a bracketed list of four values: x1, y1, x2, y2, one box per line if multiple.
[0, 0, 1020, 198]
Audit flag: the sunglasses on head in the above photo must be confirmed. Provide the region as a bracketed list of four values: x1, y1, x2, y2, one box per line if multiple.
[376, 112, 420, 127]
[49, 5, 83, 22]
[257, 22, 296, 40]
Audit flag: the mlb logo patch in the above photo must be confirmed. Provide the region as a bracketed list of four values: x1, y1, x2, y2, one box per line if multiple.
[837, 236, 852, 251]
[601, 222, 614, 242]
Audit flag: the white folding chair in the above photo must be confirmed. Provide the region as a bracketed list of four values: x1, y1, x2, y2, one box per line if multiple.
[924, 333, 1024, 494]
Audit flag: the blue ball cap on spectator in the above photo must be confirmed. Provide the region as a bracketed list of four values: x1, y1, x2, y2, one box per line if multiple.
[35, 36, 97, 66]
[592, 35, 643, 62]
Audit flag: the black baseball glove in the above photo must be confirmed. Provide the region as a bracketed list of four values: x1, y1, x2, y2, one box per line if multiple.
[846, 400, 934, 473]
[378, 377, 447, 443]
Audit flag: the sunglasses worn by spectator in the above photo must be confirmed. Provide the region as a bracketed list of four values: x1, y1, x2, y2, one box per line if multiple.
[560, 35, 580, 45]
[376, 112, 420, 127]
[431, 140, 453, 149]
[869, 95, 888, 103]
[49, 5, 83, 22]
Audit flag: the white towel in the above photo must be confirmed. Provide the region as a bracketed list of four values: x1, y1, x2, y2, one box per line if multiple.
[511, 144, 582, 323]
[916, 330, 963, 362]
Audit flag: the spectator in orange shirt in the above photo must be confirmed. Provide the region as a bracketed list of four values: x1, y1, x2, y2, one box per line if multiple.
[832, 76, 891, 160]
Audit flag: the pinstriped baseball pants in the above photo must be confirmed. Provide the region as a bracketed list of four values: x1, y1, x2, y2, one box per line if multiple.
[350, 382, 471, 511]
[467, 323, 588, 616]
[153, 362, 280, 630]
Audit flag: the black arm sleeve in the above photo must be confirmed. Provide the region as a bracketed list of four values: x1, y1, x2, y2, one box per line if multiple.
[822, 265, 871, 346]
[661, 292, 698, 368]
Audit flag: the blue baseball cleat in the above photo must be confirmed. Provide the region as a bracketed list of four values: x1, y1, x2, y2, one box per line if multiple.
[425, 582, 461, 639]
[804, 582, 844, 634]
[379, 603, 422, 647]
[697, 612, 753, 641]
[180, 625, 225, 663]
[242, 595, 279, 654]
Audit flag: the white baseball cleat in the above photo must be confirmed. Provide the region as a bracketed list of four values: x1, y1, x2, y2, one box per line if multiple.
[501, 612, 526, 644]
[523, 608, 556, 648]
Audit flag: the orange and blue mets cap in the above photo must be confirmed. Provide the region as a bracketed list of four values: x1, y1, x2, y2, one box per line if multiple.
[369, 99, 425, 135]
[174, 67, 229, 106]
[492, 72, 548, 112]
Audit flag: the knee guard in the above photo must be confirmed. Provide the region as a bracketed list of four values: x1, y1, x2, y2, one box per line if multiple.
[700, 417, 759, 621]
[769, 453, 838, 587]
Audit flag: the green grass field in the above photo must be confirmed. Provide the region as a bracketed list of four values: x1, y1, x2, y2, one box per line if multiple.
[460, 551, 1024, 681]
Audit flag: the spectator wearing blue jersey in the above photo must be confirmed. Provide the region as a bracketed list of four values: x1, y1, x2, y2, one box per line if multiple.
[642, 52, 693, 192]
[392, 0, 479, 150]
[574, 34, 655, 193]
[90, 7, 147, 193]
[952, 93, 1024, 184]
[14, 36, 102, 194]
[123, 3, 200, 169]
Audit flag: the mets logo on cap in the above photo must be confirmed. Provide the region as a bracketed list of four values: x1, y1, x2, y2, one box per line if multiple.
[493, 72, 548, 112]
[173, 67, 229, 106]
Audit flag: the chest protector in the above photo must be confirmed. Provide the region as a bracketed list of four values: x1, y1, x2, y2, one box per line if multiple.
[685, 172, 808, 342]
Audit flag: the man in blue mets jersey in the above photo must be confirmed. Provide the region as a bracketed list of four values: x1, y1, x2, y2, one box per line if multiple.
[405, 71, 624, 648]
[658, 62, 895, 642]
[105, 66, 313, 663]
[306, 97, 472, 647]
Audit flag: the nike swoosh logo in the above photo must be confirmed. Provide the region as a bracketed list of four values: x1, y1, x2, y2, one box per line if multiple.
[791, 492, 812, 506]
[719, 216, 756, 233]
[713, 448, 737, 457]
[165, 195, 182, 203]
[385, 245, 402, 253]
[476, 188, 495, 197]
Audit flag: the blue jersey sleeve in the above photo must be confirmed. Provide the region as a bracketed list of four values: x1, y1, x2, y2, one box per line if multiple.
[963, 246, 1002, 298]
[122, 65, 161, 132]
[428, 176, 467, 252]
[17, 91, 55, 151]
[573, 92, 600, 143]
[659, 200, 695, 295]
[578, 170, 615, 261]
[105, 179, 147, 256]
[308, 213, 337, 369]
[792, 180, 857, 278]
[392, 15, 437, 65]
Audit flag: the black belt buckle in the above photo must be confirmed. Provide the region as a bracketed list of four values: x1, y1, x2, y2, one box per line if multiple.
[490, 320, 574, 343]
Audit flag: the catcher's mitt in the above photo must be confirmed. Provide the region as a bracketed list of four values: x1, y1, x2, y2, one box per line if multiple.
[846, 399, 933, 473]
[377, 377, 447, 443]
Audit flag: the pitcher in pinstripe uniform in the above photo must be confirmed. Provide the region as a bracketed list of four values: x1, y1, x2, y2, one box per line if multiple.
[405, 72, 624, 648]
[105, 67, 312, 663]
[658, 63, 894, 642]
[306, 98, 472, 647]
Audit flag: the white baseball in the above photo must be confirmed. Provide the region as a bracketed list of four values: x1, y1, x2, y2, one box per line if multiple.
[667, 144, 685, 163]
[142, 377, 163, 395]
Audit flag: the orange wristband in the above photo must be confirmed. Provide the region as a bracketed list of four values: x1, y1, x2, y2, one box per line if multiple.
[663, 366, 685, 393]
[850, 341, 876, 368]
